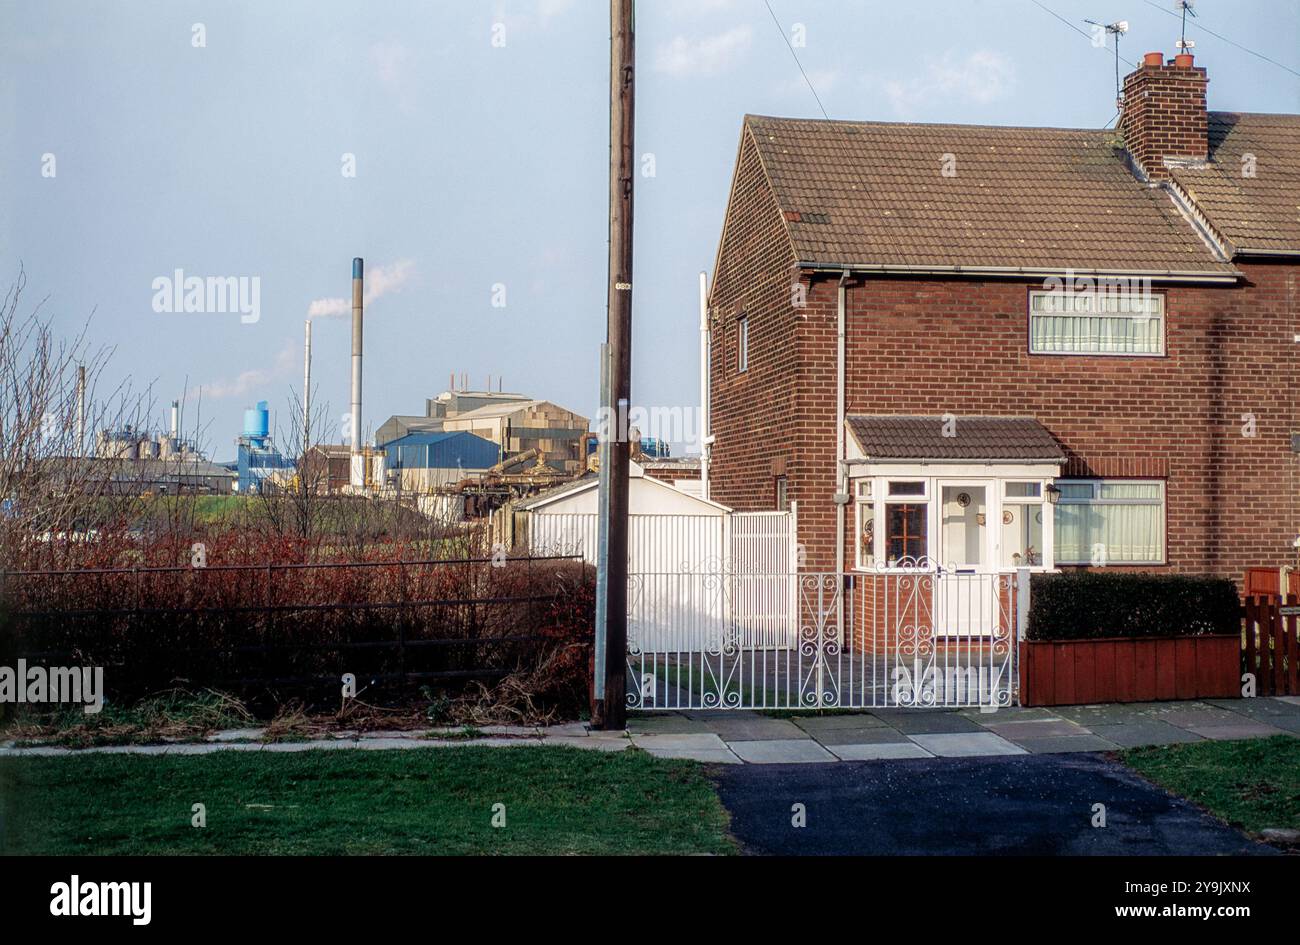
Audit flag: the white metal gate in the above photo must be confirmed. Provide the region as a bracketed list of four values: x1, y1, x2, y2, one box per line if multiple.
[626, 562, 1021, 710]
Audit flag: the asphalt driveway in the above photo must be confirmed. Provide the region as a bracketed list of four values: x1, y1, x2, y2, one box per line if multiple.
[716, 751, 1276, 855]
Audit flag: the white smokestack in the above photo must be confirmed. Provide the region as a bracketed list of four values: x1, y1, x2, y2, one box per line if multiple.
[76, 365, 86, 457]
[350, 258, 364, 487]
[303, 318, 312, 455]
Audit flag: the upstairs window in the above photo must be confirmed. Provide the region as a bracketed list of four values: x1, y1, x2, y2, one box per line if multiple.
[1029, 289, 1164, 356]
[736, 316, 749, 372]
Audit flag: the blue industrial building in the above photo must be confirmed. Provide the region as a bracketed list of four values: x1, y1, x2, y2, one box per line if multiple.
[385, 430, 501, 471]
[235, 401, 293, 493]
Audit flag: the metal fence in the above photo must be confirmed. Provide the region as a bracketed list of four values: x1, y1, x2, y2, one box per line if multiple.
[2, 555, 590, 703]
[626, 563, 1022, 710]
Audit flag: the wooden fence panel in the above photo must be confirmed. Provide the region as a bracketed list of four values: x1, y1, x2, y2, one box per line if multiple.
[1242, 594, 1299, 697]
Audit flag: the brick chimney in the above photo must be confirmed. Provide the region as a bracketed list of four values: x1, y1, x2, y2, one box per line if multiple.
[1119, 52, 1209, 180]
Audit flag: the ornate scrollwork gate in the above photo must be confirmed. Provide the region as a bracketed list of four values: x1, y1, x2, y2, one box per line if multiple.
[626, 560, 1021, 710]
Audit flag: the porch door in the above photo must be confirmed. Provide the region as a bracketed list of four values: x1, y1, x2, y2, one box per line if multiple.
[934, 482, 994, 635]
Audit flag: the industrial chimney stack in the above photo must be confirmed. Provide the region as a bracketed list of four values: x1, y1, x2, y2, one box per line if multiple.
[349, 258, 364, 487]
[75, 365, 86, 457]
[303, 318, 312, 457]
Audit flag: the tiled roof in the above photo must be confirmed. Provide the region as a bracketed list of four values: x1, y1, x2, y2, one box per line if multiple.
[846, 415, 1066, 462]
[1169, 112, 1300, 255]
[744, 115, 1238, 277]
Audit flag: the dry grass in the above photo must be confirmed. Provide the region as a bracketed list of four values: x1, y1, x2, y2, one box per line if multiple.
[3, 688, 254, 748]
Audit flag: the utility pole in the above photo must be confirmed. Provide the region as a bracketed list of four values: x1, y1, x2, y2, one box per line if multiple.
[594, 0, 634, 730]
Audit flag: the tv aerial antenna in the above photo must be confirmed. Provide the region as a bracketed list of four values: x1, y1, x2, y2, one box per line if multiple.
[1177, 0, 1197, 55]
[1084, 18, 1130, 109]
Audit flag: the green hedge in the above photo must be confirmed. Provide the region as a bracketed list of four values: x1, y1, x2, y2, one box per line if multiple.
[1027, 572, 1240, 642]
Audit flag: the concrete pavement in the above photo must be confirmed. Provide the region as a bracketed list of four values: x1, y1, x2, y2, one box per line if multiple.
[2, 697, 1296, 762]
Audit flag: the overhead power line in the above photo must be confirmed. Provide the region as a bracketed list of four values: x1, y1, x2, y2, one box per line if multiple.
[762, 0, 830, 119]
[1141, 0, 1300, 78]
[1028, 0, 1138, 68]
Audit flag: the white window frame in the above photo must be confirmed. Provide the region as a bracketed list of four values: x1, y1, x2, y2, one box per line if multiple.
[1053, 478, 1167, 566]
[1028, 288, 1165, 357]
[854, 479, 875, 570]
[881, 479, 931, 569]
[736, 316, 749, 372]
[848, 469, 1058, 573]
[1001, 480, 1046, 568]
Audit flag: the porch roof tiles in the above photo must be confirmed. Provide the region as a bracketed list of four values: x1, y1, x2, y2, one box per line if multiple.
[846, 415, 1067, 463]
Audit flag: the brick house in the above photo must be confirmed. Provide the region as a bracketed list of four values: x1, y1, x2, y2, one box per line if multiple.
[706, 53, 1299, 589]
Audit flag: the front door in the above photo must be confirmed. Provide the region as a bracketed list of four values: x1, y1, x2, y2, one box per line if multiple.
[935, 482, 994, 635]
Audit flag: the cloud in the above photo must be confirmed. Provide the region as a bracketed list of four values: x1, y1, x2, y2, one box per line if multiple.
[880, 50, 1015, 114]
[665, 0, 739, 15]
[779, 68, 839, 97]
[537, 0, 576, 20]
[370, 41, 414, 111]
[195, 343, 296, 401]
[306, 259, 415, 320]
[653, 25, 752, 78]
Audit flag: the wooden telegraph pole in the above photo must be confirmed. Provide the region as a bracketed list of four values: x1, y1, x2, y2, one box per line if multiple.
[594, 0, 634, 730]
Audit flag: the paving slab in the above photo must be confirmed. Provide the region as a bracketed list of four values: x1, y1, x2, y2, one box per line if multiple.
[982, 719, 1089, 739]
[627, 715, 710, 735]
[1007, 734, 1119, 754]
[1148, 707, 1250, 727]
[910, 732, 1027, 757]
[728, 739, 837, 764]
[872, 712, 985, 735]
[629, 733, 728, 752]
[828, 742, 934, 761]
[1088, 721, 1203, 747]
[206, 728, 265, 742]
[1209, 698, 1300, 720]
[1053, 704, 1158, 726]
[700, 717, 810, 741]
[809, 727, 913, 747]
[791, 713, 890, 732]
[956, 706, 1062, 722]
[535, 722, 584, 737]
[1181, 722, 1292, 741]
[630, 733, 741, 764]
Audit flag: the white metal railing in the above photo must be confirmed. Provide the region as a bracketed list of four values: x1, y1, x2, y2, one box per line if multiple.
[626, 566, 1019, 710]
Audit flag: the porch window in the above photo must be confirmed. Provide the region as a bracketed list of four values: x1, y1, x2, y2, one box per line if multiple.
[1001, 481, 1044, 567]
[1054, 480, 1165, 565]
[1029, 289, 1164, 356]
[886, 503, 927, 564]
[855, 480, 875, 569]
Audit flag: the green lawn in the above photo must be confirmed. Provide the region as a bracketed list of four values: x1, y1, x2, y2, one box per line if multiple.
[0, 745, 734, 855]
[1121, 735, 1300, 836]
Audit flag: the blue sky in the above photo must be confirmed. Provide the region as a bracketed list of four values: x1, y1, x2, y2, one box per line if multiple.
[2, 0, 1297, 459]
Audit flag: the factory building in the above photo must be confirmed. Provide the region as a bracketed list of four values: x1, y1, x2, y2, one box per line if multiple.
[376, 389, 590, 477]
[383, 430, 501, 492]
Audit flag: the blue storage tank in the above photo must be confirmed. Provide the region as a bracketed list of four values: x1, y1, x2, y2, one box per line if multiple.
[243, 401, 270, 440]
